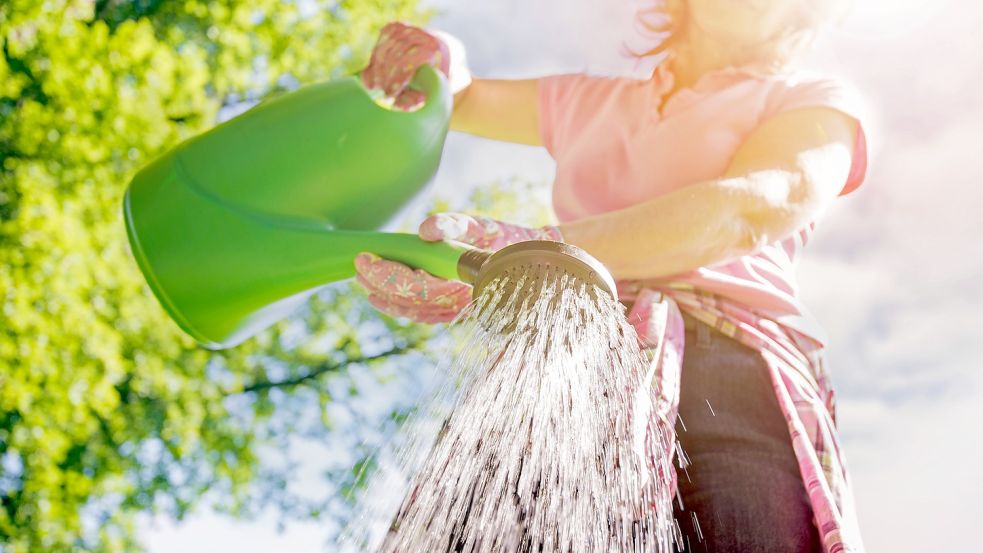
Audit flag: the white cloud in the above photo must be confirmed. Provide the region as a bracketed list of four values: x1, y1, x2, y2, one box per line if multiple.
[428, 0, 645, 76]
[837, 387, 983, 552]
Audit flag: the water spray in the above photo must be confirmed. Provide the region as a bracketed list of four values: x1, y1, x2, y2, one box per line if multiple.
[452, 240, 619, 339]
[357, 240, 674, 553]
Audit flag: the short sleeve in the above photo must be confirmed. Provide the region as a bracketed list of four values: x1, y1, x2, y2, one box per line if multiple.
[538, 74, 626, 159]
[775, 77, 870, 196]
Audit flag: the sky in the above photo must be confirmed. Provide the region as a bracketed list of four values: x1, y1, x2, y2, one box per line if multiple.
[141, 0, 983, 551]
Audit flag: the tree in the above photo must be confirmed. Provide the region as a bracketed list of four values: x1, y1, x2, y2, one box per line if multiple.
[0, 1, 439, 551]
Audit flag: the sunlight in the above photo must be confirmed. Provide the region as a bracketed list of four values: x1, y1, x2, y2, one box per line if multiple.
[845, 0, 953, 37]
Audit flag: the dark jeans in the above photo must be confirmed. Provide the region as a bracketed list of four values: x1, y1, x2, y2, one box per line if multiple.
[672, 313, 822, 553]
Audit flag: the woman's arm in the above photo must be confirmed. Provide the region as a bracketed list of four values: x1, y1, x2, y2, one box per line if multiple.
[451, 78, 542, 146]
[558, 107, 860, 280]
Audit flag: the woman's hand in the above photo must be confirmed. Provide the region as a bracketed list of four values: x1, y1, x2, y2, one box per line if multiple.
[362, 22, 450, 111]
[418, 213, 562, 250]
[361, 22, 477, 112]
[354, 252, 472, 323]
[354, 213, 563, 323]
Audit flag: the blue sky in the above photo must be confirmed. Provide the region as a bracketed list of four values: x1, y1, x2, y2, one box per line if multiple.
[141, 1, 983, 551]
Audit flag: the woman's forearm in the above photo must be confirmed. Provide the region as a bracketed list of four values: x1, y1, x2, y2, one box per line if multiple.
[556, 107, 856, 281]
[450, 78, 542, 145]
[557, 172, 811, 281]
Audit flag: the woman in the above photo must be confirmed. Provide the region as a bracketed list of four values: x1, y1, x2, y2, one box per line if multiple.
[356, 1, 868, 551]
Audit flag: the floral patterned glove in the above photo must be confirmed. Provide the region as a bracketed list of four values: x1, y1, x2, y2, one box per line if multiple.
[354, 213, 563, 323]
[361, 22, 471, 111]
[417, 213, 562, 249]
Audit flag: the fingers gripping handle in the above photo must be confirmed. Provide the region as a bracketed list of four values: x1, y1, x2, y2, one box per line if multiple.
[407, 64, 452, 120]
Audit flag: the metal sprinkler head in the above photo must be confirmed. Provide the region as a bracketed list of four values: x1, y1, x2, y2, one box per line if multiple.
[457, 240, 618, 302]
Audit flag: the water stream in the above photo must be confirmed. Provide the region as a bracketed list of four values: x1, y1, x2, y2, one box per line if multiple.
[342, 266, 679, 552]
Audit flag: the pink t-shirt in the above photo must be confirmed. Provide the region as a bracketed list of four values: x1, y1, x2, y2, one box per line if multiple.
[538, 60, 868, 346]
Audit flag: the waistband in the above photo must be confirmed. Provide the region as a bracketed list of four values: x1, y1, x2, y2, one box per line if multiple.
[620, 298, 703, 332]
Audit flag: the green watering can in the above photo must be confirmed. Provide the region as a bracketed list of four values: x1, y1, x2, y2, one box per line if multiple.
[123, 65, 472, 349]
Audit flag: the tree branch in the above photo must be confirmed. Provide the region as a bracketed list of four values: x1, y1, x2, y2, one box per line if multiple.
[238, 343, 418, 395]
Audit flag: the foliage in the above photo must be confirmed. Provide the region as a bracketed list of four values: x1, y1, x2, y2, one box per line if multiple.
[436, 175, 556, 226]
[0, 1, 434, 551]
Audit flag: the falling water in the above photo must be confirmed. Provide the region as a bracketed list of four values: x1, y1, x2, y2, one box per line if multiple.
[341, 265, 678, 552]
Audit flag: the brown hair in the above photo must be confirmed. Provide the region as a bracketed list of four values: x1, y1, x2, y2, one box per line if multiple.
[632, 0, 852, 70]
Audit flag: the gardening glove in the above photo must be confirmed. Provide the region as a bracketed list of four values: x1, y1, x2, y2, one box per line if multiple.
[354, 214, 563, 324]
[417, 213, 563, 250]
[361, 22, 472, 111]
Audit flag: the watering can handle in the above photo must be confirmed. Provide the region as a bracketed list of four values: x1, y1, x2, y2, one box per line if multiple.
[375, 63, 451, 121]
